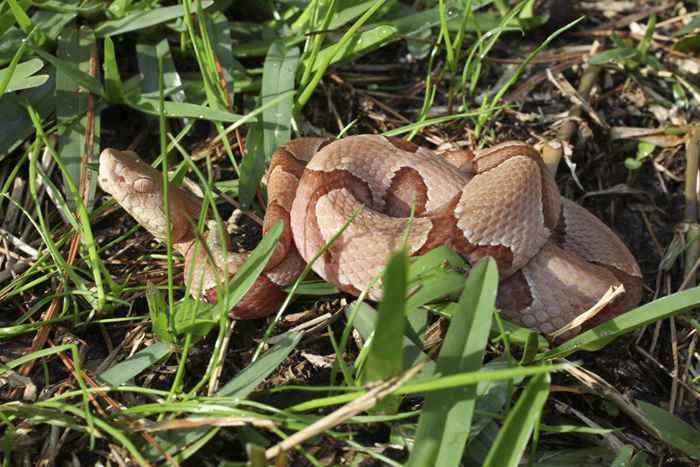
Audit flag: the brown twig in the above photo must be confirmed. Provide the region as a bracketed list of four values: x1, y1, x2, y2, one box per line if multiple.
[542, 56, 603, 175]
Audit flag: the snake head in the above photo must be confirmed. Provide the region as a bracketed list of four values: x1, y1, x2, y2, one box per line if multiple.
[99, 148, 159, 199]
[98, 148, 202, 248]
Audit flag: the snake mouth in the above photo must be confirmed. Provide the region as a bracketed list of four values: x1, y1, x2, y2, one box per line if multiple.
[98, 149, 121, 193]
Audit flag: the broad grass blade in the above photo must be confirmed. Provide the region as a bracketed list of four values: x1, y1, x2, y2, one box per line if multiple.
[57, 25, 98, 212]
[482, 373, 551, 467]
[407, 257, 498, 467]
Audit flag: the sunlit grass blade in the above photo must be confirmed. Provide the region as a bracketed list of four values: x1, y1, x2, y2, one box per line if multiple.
[290, 363, 568, 412]
[407, 257, 498, 467]
[482, 373, 550, 467]
[541, 285, 700, 360]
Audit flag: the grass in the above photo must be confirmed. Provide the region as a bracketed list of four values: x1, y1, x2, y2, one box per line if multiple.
[1, 0, 699, 466]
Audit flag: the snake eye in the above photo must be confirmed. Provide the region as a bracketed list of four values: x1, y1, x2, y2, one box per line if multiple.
[133, 177, 155, 193]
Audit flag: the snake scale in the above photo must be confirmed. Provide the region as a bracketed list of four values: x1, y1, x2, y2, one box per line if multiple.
[98, 135, 642, 339]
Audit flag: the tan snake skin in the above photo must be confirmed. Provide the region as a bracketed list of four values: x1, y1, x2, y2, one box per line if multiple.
[98, 135, 642, 338]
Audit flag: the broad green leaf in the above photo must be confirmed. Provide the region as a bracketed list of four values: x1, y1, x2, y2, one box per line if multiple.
[32, 5, 76, 40]
[637, 401, 700, 460]
[0, 58, 48, 93]
[482, 373, 550, 467]
[674, 34, 700, 53]
[0, 27, 25, 64]
[407, 258, 498, 467]
[94, 341, 172, 386]
[171, 298, 218, 340]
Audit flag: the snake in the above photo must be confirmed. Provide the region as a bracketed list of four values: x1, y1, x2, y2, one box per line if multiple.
[98, 134, 642, 338]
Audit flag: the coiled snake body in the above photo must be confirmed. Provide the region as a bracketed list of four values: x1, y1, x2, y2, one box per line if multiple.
[99, 135, 642, 339]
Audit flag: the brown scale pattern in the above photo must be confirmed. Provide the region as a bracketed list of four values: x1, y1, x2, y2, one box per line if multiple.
[99, 135, 643, 336]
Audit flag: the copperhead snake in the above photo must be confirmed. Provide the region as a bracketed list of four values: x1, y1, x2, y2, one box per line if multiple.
[98, 135, 642, 339]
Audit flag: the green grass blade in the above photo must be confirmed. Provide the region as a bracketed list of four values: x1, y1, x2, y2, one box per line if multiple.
[296, 0, 385, 110]
[125, 96, 242, 122]
[94, 1, 214, 37]
[407, 257, 498, 467]
[299, 24, 397, 75]
[203, 12, 238, 100]
[218, 219, 283, 312]
[238, 114, 265, 208]
[57, 25, 98, 212]
[290, 364, 567, 412]
[361, 249, 408, 387]
[482, 373, 551, 467]
[1, 343, 75, 372]
[136, 40, 185, 103]
[33, 46, 103, 96]
[102, 36, 123, 101]
[94, 341, 172, 386]
[262, 40, 298, 160]
[637, 401, 700, 460]
[238, 40, 298, 208]
[217, 333, 302, 398]
[541, 286, 700, 360]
